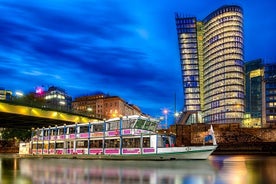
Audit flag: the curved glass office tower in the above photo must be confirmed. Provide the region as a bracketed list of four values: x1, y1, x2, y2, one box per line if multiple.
[176, 5, 244, 124]
[203, 5, 244, 123]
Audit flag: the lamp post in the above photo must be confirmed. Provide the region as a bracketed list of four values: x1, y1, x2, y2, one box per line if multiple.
[163, 109, 168, 129]
[87, 107, 92, 117]
[174, 112, 180, 124]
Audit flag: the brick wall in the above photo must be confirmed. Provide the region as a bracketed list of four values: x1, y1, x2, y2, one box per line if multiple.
[169, 123, 276, 153]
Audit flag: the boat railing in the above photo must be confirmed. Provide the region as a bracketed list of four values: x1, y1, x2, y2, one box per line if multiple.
[32, 128, 156, 141]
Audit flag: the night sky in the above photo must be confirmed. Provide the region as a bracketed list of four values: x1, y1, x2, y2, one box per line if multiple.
[0, 0, 275, 124]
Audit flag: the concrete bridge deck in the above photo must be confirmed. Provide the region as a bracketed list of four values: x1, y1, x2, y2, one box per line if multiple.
[0, 101, 99, 128]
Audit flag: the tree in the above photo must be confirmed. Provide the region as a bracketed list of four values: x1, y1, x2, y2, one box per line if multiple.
[1, 128, 32, 142]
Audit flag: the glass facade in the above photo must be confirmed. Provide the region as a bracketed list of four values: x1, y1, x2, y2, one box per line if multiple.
[44, 86, 72, 111]
[245, 59, 263, 119]
[175, 16, 201, 111]
[203, 5, 244, 124]
[264, 64, 276, 126]
[176, 5, 245, 124]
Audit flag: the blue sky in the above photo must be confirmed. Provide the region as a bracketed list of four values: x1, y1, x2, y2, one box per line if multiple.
[0, 0, 275, 124]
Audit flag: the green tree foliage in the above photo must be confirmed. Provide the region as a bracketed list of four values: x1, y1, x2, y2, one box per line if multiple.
[2, 128, 32, 142]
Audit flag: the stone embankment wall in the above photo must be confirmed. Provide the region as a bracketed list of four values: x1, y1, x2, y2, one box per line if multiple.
[169, 123, 276, 154]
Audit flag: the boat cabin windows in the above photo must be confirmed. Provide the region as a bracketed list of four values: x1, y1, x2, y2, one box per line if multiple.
[148, 122, 157, 131]
[76, 140, 88, 148]
[122, 118, 136, 129]
[106, 120, 120, 131]
[89, 140, 102, 148]
[105, 139, 120, 148]
[134, 119, 145, 129]
[32, 143, 42, 149]
[43, 143, 48, 150]
[133, 119, 158, 131]
[157, 135, 176, 147]
[68, 126, 75, 134]
[92, 124, 103, 132]
[56, 142, 64, 149]
[122, 138, 141, 148]
[59, 128, 65, 135]
[79, 125, 88, 133]
[49, 143, 55, 149]
[66, 141, 74, 149]
[143, 137, 150, 147]
[143, 121, 151, 130]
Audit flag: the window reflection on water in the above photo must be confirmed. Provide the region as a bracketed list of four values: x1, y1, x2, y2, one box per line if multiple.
[2, 157, 215, 184]
[0, 155, 276, 184]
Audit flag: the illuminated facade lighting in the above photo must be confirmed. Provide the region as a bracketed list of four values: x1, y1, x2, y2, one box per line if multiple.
[176, 5, 244, 124]
[175, 16, 200, 112]
[0, 88, 12, 100]
[42, 86, 72, 111]
[264, 64, 276, 126]
[72, 94, 142, 119]
[244, 59, 263, 127]
[15, 91, 23, 97]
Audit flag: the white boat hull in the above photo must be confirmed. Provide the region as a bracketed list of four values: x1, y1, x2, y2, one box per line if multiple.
[19, 145, 217, 160]
[154, 145, 217, 160]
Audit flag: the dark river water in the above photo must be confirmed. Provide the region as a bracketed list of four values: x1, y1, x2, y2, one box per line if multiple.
[0, 154, 275, 184]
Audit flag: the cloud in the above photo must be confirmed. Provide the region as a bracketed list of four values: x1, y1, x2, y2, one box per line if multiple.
[1, 0, 274, 124]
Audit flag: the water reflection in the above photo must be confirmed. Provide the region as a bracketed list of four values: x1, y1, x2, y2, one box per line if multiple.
[1, 155, 276, 184]
[209, 155, 276, 184]
[19, 159, 215, 184]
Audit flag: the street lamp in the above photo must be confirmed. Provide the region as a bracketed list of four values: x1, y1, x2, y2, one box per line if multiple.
[15, 91, 23, 97]
[163, 109, 168, 129]
[174, 112, 180, 124]
[87, 107, 93, 117]
[15, 91, 24, 102]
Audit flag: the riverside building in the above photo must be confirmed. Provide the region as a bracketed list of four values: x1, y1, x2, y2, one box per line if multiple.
[176, 5, 244, 124]
[263, 63, 276, 127]
[244, 59, 276, 127]
[72, 93, 142, 119]
[244, 59, 263, 127]
[0, 88, 12, 101]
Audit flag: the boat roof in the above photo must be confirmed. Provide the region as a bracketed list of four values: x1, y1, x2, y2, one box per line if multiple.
[37, 115, 159, 129]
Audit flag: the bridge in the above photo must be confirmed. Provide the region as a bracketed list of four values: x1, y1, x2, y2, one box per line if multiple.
[0, 101, 99, 128]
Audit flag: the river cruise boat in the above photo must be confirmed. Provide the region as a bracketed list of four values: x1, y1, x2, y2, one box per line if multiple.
[19, 115, 217, 160]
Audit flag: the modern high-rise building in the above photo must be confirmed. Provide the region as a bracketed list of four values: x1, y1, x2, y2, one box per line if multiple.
[245, 59, 263, 117]
[264, 64, 276, 126]
[176, 5, 245, 124]
[244, 59, 263, 127]
[244, 59, 276, 127]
